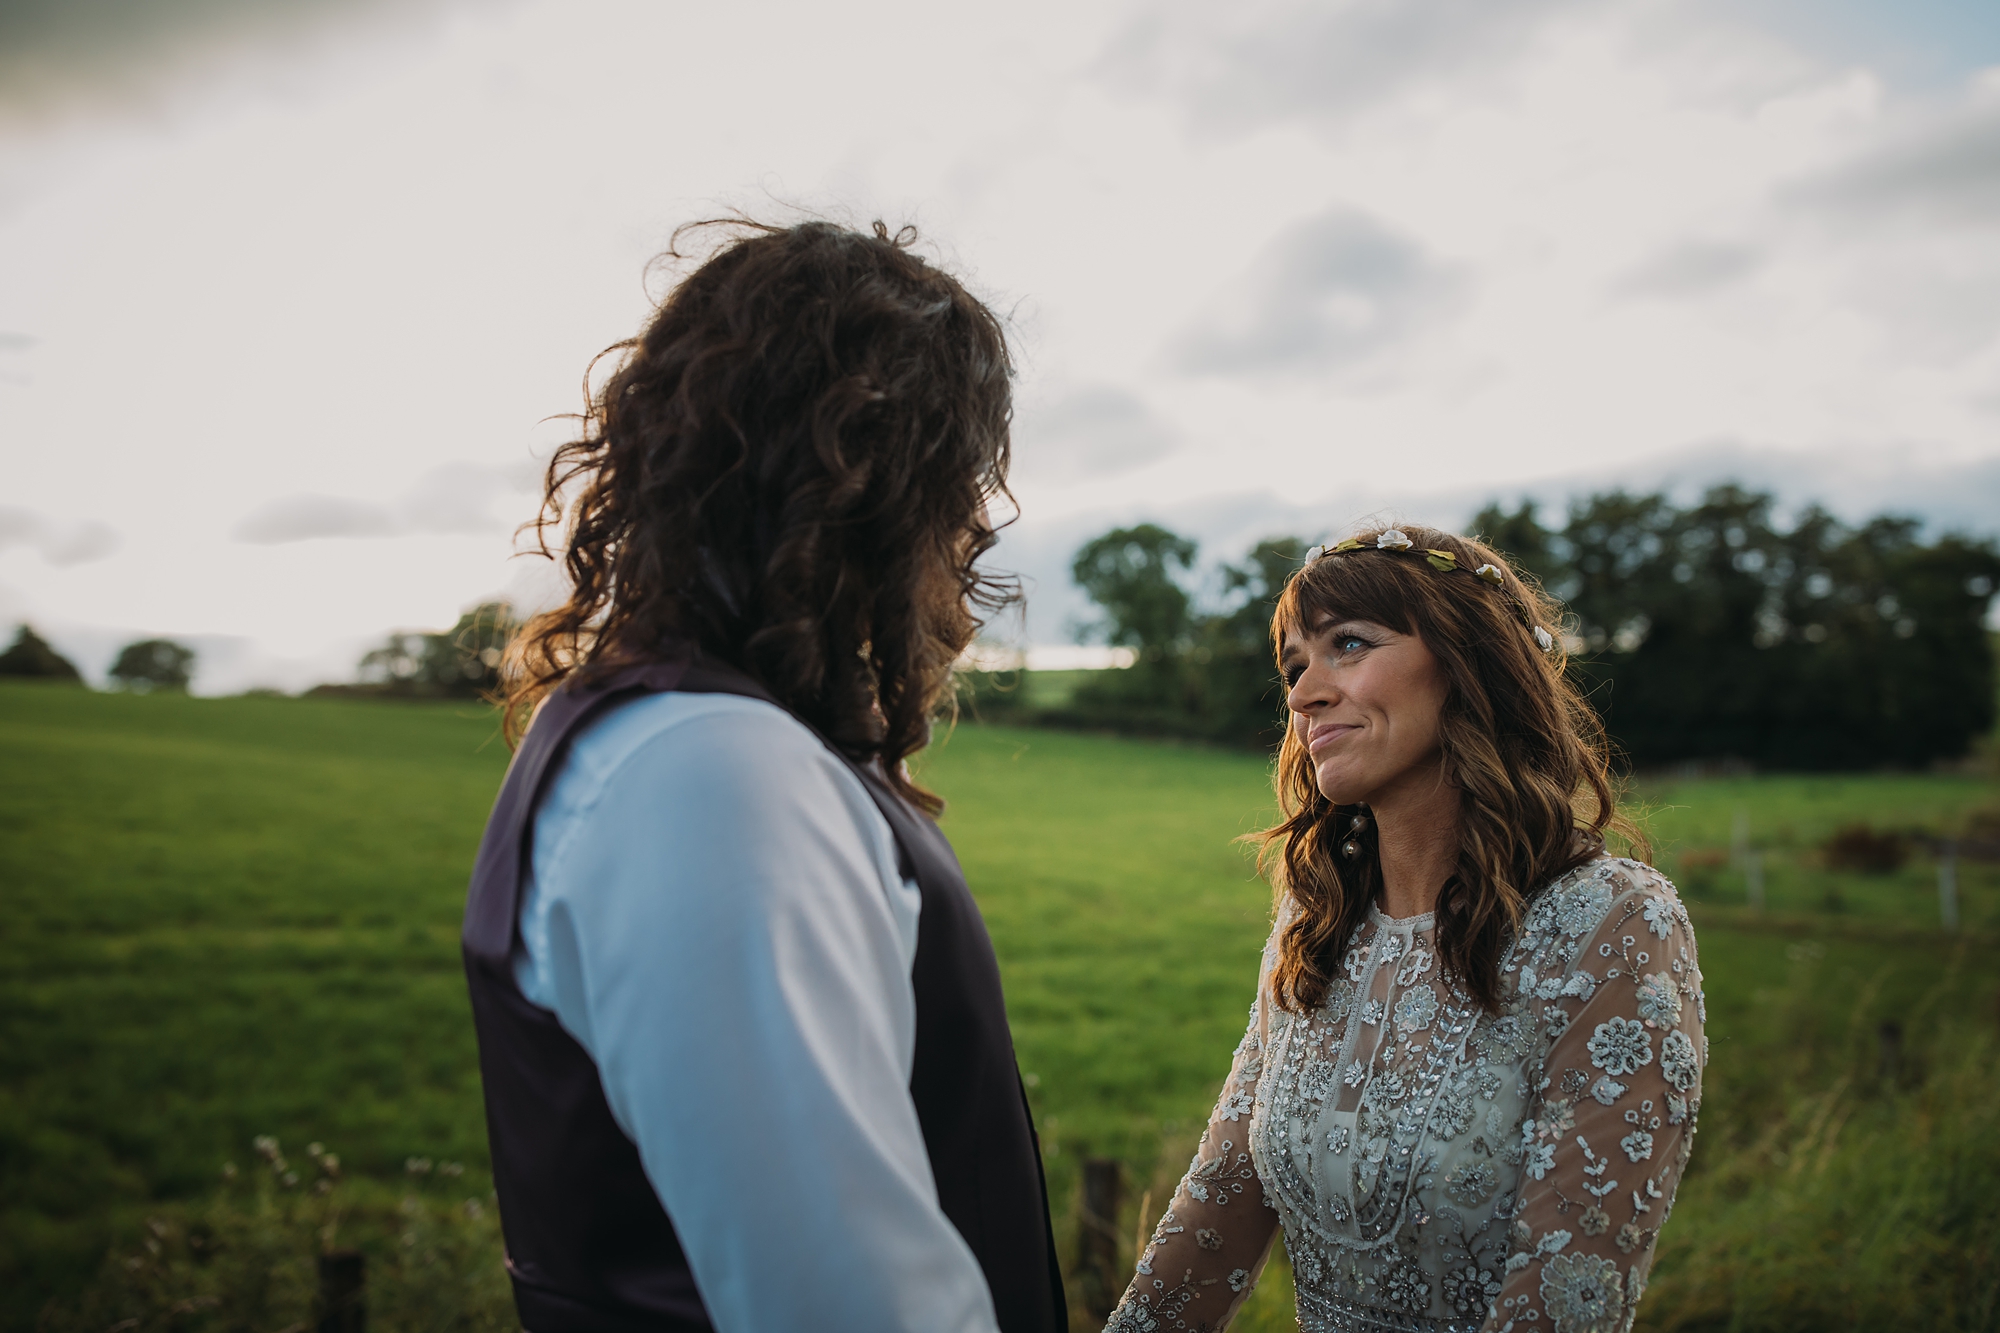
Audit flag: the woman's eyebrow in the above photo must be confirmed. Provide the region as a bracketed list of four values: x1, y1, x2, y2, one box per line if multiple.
[1287, 616, 1386, 653]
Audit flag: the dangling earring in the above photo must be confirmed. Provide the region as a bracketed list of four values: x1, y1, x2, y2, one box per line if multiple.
[1340, 812, 1369, 860]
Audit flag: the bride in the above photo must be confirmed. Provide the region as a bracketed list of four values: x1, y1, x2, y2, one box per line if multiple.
[1105, 524, 1705, 1333]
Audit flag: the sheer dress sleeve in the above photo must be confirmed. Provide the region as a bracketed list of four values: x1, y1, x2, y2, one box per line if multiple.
[1105, 931, 1285, 1332]
[1490, 865, 1707, 1333]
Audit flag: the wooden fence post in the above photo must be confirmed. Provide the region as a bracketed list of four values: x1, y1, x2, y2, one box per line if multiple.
[1878, 1021, 1903, 1086]
[1938, 838, 1960, 933]
[1076, 1157, 1124, 1320]
[317, 1250, 365, 1333]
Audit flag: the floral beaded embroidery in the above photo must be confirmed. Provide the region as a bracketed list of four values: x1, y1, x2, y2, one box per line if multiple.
[1540, 1252, 1626, 1332]
[1587, 1018, 1654, 1077]
[1103, 857, 1706, 1333]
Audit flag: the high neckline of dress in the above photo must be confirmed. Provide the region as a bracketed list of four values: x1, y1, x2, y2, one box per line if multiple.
[1368, 904, 1436, 931]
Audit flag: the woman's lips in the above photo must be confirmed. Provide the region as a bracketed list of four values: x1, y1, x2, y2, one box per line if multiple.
[1307, 721, 1359, 753]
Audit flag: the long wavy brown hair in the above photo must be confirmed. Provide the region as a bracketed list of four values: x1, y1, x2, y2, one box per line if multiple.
[1257, 523, 1644, 1014]
[504, 219, 1017, 813]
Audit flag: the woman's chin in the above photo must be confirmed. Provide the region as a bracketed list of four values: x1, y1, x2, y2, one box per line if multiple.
[1314, 765, 1370, 808]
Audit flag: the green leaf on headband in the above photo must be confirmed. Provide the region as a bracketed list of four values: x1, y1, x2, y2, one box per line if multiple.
[1424, 549, 1458, 571]
[1332, 538, 1365, 552]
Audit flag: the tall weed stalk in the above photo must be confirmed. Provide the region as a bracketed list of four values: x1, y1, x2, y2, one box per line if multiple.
[38, 1141, 513, 1333]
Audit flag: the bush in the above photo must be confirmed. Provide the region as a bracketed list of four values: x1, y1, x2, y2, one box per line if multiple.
[1820, 824, 1909, 875]
[1674, 847, 1727, 897]
[38, 1139, 512, 1333]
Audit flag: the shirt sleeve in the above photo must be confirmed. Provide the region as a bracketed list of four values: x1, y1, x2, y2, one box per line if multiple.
[515, 695, 1001, 1333]
[1489, 865, 1707, 1333]
[1105, 922, 1284, 1331]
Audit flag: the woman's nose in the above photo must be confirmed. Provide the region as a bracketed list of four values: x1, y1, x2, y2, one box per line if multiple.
[1287, 662, 1335, 715]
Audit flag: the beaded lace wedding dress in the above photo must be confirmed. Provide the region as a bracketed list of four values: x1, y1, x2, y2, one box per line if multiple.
[1106, 856, 1705, 1333]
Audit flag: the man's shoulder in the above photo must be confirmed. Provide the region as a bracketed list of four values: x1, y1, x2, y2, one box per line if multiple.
[532, 687, 902, 899]
[566, 688, 833, 783]
[545, 688, 898, 855]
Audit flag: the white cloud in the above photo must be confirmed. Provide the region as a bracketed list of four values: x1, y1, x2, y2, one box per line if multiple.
[1786, 75, 2000, 226]
[1169, 207, 1467, 378]
[0, 0, 1996, 671]
[1760, 85, 2000, 362]
[402, 459, 540, 536]
[1614, 241, 1764, 299]
[232, 494, 399, 543]
[0, 506, 120, 565]
[1099, 0, 1582, 133]
[1012, 383, 1181, 481]
[231, 461, 537, 544]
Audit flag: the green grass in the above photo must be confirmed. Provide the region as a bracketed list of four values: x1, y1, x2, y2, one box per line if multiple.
[0, 684, 507, 1325]
[3, 681, 1998, 1331]
[1641, 945, 2000, 1331]
[921, 724, 1279, 1152]
[964, 667, 1099, 711]
[1636, 771, 2000, 927]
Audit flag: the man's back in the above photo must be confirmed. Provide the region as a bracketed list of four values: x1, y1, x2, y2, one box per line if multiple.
[464, 665, 1064, 1332]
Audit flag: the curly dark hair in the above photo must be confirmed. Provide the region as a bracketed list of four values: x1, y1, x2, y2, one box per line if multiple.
[1257, 524, 1645, 1014]
[505, 219, 1017, 813]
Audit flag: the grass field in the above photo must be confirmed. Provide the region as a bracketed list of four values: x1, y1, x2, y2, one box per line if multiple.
[3, 680, 1998, 1331]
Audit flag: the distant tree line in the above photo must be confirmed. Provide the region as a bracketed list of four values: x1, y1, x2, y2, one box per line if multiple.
[0, 625, 197, 691]
[966, 483, 2000, 769]
[324, 603, 520, 700]
[1476, 484, 1999, 769]
[0, 604, 519, 701]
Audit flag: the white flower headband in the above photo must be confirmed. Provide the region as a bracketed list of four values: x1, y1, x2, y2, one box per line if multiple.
[1303, 528, 1556, 653]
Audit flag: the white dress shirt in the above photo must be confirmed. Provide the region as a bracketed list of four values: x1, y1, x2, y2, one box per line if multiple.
[511, 690, 1001, 1333]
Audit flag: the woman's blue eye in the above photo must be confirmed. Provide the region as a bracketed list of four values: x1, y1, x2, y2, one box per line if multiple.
[1336, 635, 1369, 653]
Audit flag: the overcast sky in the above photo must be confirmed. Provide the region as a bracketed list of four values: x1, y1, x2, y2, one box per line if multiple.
[3, 0, 1998, 690]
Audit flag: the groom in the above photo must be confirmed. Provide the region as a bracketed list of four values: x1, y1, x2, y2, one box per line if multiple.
[460, 221, 1065, 1333]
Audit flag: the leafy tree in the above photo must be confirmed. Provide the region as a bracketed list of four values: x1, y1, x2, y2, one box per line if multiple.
[0, 625, 82, 682]
[1071, 524, 1201, 713]
[358, 603, 519, 698]
[1071, 524, 1199, 660]
[1064, 526, 1305, 744]
[110, 639, 195, 692]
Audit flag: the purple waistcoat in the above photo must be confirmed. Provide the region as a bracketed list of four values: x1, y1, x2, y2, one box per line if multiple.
[461, 660, 1067, 1333]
